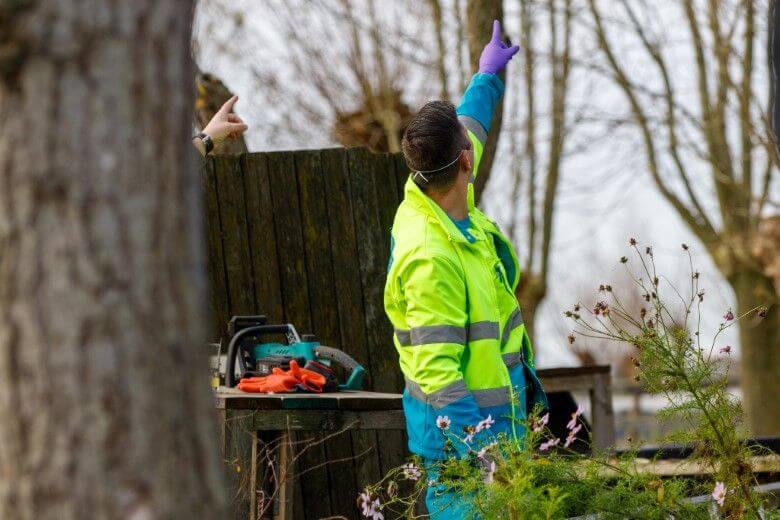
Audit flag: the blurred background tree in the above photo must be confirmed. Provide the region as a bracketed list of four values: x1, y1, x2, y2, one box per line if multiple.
[587, 0, 779, 436]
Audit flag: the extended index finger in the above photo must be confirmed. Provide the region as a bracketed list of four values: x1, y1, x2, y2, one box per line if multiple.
[491, 20, 502, 42]
[218, 95, 238, 115]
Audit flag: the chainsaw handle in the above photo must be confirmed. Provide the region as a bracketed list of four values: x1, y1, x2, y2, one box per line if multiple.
[243, 323, 301, 343]
[314, 346, 365, 390]
[225, 323, 301, 387]
[314, 346, 359, 369]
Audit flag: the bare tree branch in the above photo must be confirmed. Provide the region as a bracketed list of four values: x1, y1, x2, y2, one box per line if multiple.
[540, 0, 572, 283]
[427, 0, 450, 101]
[520, 0, 538, 271]
[588, 0, 718, 250]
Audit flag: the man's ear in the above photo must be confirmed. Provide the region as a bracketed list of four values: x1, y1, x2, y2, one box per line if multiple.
[460, 149, 473, 176]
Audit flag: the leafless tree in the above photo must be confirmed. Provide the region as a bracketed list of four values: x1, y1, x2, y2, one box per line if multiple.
[501, 0, 576, 339]
[586, 0, 780, 435]
[0, 1, 226, 517]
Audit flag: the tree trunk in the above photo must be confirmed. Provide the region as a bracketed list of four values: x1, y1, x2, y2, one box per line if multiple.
[0, 2, 226, 518]
[732, 270, 780, 436]
[465, 0, 505, 204]
[516, 273, 546, 342]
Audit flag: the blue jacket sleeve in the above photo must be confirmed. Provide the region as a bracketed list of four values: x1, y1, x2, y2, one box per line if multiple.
[455, 73, 505, 143]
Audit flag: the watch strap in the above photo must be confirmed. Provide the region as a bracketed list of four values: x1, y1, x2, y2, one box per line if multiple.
[194, 132, 214, 154]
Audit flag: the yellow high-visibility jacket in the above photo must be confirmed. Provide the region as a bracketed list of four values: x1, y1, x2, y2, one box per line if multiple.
[384, 73, 547, 460]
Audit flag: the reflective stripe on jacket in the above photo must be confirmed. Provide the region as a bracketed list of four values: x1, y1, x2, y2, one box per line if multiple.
[384, 73, 547, 460]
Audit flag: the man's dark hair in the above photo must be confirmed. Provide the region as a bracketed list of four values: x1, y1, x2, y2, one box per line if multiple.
[401, 101, 469, 191]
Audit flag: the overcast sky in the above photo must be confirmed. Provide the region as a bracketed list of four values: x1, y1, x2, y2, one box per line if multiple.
[192, 0, 757, 367]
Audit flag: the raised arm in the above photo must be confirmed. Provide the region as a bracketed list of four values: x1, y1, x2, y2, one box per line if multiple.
[456, 20, 518, 177]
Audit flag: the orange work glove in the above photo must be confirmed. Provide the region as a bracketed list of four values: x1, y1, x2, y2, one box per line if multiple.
[237, 366, 298, 393]
[288, 360, 327, 393]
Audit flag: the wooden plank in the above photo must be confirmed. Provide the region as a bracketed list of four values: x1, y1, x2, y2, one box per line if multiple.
[346, 147, 399, 490]
[242, 153, 284, 322]
[214, 154, 255, 317]
[590, 372, 616, 451]
[370, 153, 409, 476]
[215, 389, 402, 411]
[295, 149, 359, 519]
[291, 150, 334, 520]
[611, 454, 780, 477]
[538, 374, 598, 393]
[320, 149, 379, 518]
[392, 152, 408, 204]
[351, 151, 407, 473]
[538, 366, 610, 377]
[295, 149, 341, 347]
[266, 151, 311, 330]
[275, 432, 295, 520]
[320, 149, 373, 377]
[321, 429, 360, 520]
[371, 153, 402, 392]
[252, 410, 406, 431]
[249, 431, 259, 520]
[266, 151, 313, 519]
[346, 147, 390, 392]
[201, 157, 230, 339]
[242, 152, 286, 519]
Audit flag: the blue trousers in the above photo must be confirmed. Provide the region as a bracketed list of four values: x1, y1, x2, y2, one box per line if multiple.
[424, 461, 479, 520]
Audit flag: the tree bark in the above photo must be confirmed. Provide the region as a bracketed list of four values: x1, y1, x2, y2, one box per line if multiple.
[516, 273, 546, 340]
[0, 1, 226, 518]
[732, 270, 780, 436]
[466, 0, 505, 204]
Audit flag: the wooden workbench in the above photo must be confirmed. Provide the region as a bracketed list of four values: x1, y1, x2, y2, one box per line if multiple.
[216, 366, 616, 520]
[216, 389, 406, 520]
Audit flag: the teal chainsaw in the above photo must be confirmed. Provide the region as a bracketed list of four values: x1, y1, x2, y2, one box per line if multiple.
[224, 315, 365, 390]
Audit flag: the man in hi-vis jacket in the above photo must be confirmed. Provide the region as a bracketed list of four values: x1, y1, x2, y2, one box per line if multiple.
[384, 20, 548, 518]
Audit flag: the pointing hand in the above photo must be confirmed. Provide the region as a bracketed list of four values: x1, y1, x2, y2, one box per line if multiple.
[478, 20, 520, 74]
[202, 95, 248, 145]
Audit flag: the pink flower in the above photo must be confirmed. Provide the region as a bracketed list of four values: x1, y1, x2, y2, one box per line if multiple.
[463, 433, 474, 444]
[712, 481, 726, 507]
[436, 415, 451, 430]
[539, 438, 560, 451]
[564, 424, 582, 448]
[532, 412, 550, 433]
[719, 345, 732, 355]
[567, 405, 584, 430]
[723, 310, 734, 321]
[476, 415, 495, 432]
[402, 463, 421, 481]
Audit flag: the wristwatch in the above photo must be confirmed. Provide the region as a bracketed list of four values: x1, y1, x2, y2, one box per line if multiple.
[194, 132, 214, 155]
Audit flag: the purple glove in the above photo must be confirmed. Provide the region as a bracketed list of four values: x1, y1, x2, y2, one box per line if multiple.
[478, 20, 520, 74]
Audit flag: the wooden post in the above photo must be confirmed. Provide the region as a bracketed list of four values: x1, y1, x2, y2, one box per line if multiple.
[590, 371, 616, 451]
[275, 431, 294, 520]
[249, 431, 259, 520]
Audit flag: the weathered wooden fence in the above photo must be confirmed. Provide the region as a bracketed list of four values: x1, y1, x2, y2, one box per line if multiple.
[202, 147, 409, 519]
